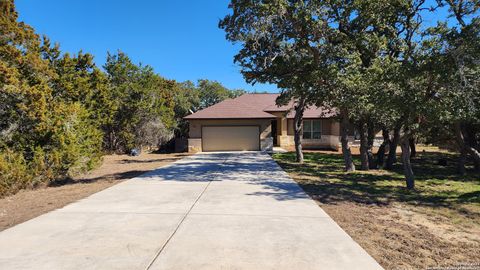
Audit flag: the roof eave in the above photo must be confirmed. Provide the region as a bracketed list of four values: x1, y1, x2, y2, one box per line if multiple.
[184, 116, 277, 120]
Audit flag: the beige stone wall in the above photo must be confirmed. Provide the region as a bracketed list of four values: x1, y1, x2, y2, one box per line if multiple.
[303, 136, 340, 150]
[279, 135, 339, 150]
[187, 138, 202, 153]
[287, 119, 293, 135]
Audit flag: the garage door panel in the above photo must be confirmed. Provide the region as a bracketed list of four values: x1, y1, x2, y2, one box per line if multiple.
[202, 126, 260, 151]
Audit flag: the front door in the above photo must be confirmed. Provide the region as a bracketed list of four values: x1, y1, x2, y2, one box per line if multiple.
[271, 120, 278, 146]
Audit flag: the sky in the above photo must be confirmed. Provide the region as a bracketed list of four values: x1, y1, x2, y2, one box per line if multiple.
[16, 1, 455, 93]
[16, 0, 279, 92]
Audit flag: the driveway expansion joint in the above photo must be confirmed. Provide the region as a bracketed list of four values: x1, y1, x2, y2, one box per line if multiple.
[144, 155, 230, 270]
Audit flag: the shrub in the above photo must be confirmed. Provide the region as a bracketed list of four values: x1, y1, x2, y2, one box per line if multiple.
[135, 118, 174, 150]
[0, 150, 32, 197]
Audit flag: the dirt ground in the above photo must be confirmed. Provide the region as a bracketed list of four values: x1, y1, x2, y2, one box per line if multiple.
[0, 152, 189, 231]
[321, 202, 480, 270]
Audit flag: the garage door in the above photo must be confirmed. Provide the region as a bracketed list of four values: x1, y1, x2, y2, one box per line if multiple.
[202, 126, 260, 152]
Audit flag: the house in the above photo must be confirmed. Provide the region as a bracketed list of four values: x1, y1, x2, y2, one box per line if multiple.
[184, 93, 340, 152]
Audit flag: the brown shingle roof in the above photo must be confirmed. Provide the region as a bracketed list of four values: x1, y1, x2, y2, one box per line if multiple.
[184, 93, 337, 119]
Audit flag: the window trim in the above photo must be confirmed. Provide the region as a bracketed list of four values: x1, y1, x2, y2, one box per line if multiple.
[302, 119, 322, 139]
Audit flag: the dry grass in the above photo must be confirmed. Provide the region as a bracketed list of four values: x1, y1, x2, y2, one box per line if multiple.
[273, 150, 480, 270]
[0, 152, 189, 231]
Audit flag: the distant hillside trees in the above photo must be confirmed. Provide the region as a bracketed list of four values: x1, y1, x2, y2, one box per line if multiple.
[196, 79, 245, 110]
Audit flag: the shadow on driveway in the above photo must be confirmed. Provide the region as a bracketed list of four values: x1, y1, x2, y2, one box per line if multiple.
[136, 152, 309, 201]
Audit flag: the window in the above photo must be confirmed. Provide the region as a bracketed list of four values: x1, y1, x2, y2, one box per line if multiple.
[303, 120, 321, 139]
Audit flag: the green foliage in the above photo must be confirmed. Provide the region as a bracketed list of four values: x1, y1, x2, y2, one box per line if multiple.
[173, 81, 200, 137]
[1, 0, 251, 198]
[221, 0, 480, 186]
[102, 51, 176, 152]
[1, 0, 101, 193]
[196, 79, 245, 110]
[423, 1, 480, 124]
[0, 1, 180, 196]
[174, 81, 199, 117]
[0, 149, 31, 197]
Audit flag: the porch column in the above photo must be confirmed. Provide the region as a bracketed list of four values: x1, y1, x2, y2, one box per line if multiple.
[278, 116, 289, 147]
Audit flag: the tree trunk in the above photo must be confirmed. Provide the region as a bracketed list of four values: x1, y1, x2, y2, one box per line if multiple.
[464, 124, 479, 149]
[340, 110, 355, 172]
[367, 119, 377, 169]
[466, 148, 480, 173]
[474, 156, 480, 172]
[294, 129, 303, 163]
[409, 137, 416, 158]
[386, 126, 400, 170]
[457, 147, 467, 175]
[376, 129, 390, 168]
[293, 99, 305, 164]
[455, 123, 467, 174]
[455, 122, 480, 173]
[358, 121, 370, 170]
[463, 124, 480, 171]
[106, 127, 117, 153]
[400, 136, 415, 189]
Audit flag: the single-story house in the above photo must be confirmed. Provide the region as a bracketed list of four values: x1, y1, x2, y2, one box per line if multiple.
[184, 93, 340, 152]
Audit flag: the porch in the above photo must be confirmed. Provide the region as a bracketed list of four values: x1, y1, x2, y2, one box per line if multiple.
[269, 113, 340, 150]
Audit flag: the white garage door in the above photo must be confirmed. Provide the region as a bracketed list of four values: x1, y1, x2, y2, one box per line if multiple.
[202, 126, 260, 152]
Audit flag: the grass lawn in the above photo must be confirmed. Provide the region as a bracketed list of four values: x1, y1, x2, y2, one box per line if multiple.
[273, 149, 480, 270]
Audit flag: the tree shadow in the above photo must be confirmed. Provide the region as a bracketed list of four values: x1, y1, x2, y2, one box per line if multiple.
[50, 151, 478, 219]
[49, 170, 153, 186]
[48, 153, 190, 187]
[273, 152, 480, 211]
[118, 158, 181, 164]
[243, 180, 311, 201]
[132, 151, 478, 208]
[134, 152, 312, 201]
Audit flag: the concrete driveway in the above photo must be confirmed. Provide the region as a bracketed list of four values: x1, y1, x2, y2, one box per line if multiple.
[0, 152, 382, 270]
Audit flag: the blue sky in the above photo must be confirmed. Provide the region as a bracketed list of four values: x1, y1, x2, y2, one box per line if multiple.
[17, 1, 454, 93]
[17, 0, 279, 92]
